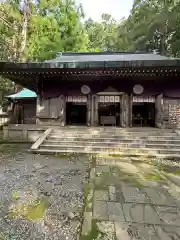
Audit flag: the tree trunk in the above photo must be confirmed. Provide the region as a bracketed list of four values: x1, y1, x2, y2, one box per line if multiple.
[20, 0, 30, 62]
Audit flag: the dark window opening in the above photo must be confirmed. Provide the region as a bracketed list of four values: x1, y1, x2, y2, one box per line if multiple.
[66, 102, 87, 125]
[98, 103, 120, 126]
[132, 102, 155, 127]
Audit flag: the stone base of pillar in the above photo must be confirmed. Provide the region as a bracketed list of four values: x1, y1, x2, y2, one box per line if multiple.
[176, 120, 180, 129]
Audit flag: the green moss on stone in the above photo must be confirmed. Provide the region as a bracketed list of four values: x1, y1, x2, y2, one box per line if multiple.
[8, 197, 49, 220]
[80, 220, 100, 240]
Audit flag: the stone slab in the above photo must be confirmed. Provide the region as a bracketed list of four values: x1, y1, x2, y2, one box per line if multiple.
[31, 128, 52, 150]
[156, 206, 180, 226]
[121, 185, 147, 203]
[122, 203, 161, 224]
[96, 221, 115, 234]
[96, 165, 110, 173]
[115, 222, 159, 240]
[81, 212, 92, 236]
[90, 168, 96, 180]
[155, 225, 180, 240]
[109, 186, 116, 201]
[107, 202, 125, 222]
[143, 187, 177, 206]
[94, 190, 109, 201]
[93, 201, 108, 220]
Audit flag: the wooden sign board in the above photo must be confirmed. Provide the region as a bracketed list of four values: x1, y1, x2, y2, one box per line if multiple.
[98, 96, 120, 103]
[66, 96, 87, 102]
[133, 96, 155, 103]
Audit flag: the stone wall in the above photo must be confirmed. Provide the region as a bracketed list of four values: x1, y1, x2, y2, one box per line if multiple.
[0, 113, 9, 128]
[3, 125, 47, 143]
[162, 98, 180, 128]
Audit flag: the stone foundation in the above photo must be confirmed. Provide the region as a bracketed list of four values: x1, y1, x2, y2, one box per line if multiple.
[3, 124, 47, 143]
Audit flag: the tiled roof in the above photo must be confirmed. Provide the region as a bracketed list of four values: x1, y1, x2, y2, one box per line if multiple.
[45, 52, 172, 63]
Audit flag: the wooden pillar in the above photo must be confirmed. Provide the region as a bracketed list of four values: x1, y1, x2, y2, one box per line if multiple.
[120, 94, 125, 127]
[120, 93, 129, 127]
[86, 95, 91, 126]
[119, 96, 121, 127]
[124, 94, 129, 127]
[91, 94, 94, 126]
[59, 95, 66, 126]
[36, 95, 50, 124]
[155, 94, 164, 128]
[93, 94, 99, 126]
[129, 94, 133, 127]
[36, 95, 40, 124]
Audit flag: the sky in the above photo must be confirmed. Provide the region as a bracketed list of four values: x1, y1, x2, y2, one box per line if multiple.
[75, 0, 133, 21]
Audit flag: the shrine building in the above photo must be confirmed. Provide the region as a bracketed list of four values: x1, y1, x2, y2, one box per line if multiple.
[1, 51, 180, 128]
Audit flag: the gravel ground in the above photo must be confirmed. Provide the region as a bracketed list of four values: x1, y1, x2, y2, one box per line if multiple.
[0, 145, 89, 240]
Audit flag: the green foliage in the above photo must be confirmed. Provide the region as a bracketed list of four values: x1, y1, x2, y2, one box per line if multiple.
[1, 0, 180, 61]
[84, 14, 119, 51]
[0, 77, 14, 104]
[26, 0, 89, 61]
[123, 0, 180, 55]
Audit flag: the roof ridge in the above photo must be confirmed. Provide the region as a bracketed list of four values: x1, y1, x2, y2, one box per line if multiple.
[57, 51, 156, 57]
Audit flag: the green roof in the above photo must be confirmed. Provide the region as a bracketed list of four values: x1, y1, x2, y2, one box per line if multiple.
[6, 88, 37, 99]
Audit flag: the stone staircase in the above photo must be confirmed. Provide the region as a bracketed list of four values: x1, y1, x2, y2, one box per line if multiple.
[30, 127, 180, 159]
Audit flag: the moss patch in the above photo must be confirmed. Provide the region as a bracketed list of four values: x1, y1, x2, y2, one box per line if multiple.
[95, 172, 114, 190]
[80, 220, 99, 240]
[54, 153, 73, 158]
[8, 197, 49, 220]
[0, 144, 19, 154]
[159, 166, 180, 176]
[143, 172, 163, 181]
[111, 166, 143, 188]
[11, 190, 20, 201]
[83, 182, 91, 212]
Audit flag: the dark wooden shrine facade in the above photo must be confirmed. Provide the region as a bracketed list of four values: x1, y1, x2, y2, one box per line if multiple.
[1, 52, 180, 128]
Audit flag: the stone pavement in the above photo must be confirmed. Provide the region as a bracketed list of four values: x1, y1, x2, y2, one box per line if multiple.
[0, 144, 89, 240]
[81, 156, 180, 240]
[1, 144, 180, 240]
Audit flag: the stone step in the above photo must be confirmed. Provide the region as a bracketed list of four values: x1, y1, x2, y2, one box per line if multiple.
[44, 140, 180, 148]
[30, 148, 180, 160]
[51, 129, 175, 134]
[40, 144, 180, 154]
[50, 130, 176, 135]
[51, 131, 175, 136]
[46, 138, 180, 144]
[51, 127, 173, 132]
[49, 134, 180, 140]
